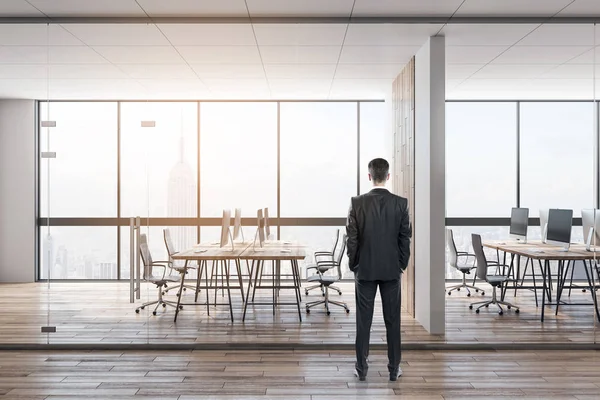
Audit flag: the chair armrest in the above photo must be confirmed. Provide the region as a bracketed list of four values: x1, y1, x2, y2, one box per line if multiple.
[314, 261, 338, 267]
[151, 264, 167, 279]
[314, 251, 333, 256]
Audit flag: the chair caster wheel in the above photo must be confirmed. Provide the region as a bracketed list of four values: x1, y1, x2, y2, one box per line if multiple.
[475, 289, 479, 293]
[141, 306, 145, 310]
[183, 288, 187, 291]
[176, 293, 180, 298]
[481, 292, 485, 296]
[447, 292, 451, 296]
[338, 291, 342, 295]
[507, 305, 511, 309]
[346, 309, 350, 314]
[152, 311, 157, 316]
[162, 303, 166, 308]
[322, 293, 325, 297]
[306, 308, 310, 314]
[469, 305, 473, 310]
[583, 289, 587, 293]
[515, 309, 520, 314]
[326, 311, 331, 316]
[456, 288, 460, 291]
[135, 309, 140, 314]
[179, 306, 183, 310]
[162, 292, 166, 295]
[499, 311, 503, 315]
[475, 309, 480, 314]
[305, 290, 309, 295]
[467, 293, 471, 297]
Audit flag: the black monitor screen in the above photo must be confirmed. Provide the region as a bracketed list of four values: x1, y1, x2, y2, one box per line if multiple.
[547, 209, 573, 244]
[509, 208, 529, 237]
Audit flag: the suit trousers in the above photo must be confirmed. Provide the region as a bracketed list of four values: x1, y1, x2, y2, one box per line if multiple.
[354, 277, 401, 376]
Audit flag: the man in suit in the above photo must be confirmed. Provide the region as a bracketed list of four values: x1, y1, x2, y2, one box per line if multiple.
[346, 158, 412, 382]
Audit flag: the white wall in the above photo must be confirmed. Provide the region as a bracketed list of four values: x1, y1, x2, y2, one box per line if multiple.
[0, 100, 36, 282]
[414, 37, 446, 334]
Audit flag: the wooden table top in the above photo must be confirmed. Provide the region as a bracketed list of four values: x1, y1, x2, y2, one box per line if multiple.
[239, 245, 306, 260]
[172, 244, 250, 260]
[483, 240, 597, 261]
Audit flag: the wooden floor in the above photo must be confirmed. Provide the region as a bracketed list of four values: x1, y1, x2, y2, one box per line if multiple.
[0, 349, 598, 399]
[0, 281, 598, 345]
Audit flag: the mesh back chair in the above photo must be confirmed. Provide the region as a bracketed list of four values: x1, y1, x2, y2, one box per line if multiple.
[305, 234, 350, 315]
[135, 233, 182, 316]
[163, 228, 201, 297]
[305, 229, 343, 296]
[446, 228, 485, 297]
[469, 234, 519, 315]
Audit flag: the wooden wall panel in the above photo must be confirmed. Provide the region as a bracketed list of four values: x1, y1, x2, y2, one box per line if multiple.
[392, 58, 415, 316]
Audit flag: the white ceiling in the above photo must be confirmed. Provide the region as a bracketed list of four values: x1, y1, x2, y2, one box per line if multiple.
[1, 0, 600, 99]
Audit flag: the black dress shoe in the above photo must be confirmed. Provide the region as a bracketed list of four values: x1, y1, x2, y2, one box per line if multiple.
[354, 368, 366, 381]
[389, 367, 403, 381]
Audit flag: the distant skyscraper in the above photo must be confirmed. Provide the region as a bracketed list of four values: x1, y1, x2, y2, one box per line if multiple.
[167, 116, 197, 251]
[55, 245, 68, 279]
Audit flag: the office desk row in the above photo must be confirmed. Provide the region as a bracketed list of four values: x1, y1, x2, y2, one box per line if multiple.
[171, 242, 306, 323]
[483, 240, 600, 321]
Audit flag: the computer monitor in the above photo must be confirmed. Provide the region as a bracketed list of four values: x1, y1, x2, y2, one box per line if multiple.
[220, 209, 233, 250]
[547, 209, 573, 251]
[509, 207, 529, 243]
[539, 209, 549, 243]
[233, 208, 244, 242]
[582, 209, 600, 251]
[264, 207, 271, 239]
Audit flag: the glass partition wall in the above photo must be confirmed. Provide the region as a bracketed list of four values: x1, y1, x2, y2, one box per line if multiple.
[38, 100, 388, 344]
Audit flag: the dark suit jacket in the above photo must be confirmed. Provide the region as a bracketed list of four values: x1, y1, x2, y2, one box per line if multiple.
[346, 188, 412, 281]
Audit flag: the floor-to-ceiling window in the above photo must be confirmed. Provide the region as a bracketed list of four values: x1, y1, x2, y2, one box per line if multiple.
[445, 101, 597, 278]
[38, 100, 387, 281]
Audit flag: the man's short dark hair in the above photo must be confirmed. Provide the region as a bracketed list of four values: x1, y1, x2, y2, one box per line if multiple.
[368, 158, 389, 183]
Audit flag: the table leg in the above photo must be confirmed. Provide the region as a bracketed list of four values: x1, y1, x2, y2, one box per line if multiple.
[242, 259, 259, 322]
[292, 260, 302, 322]
[514, 254, 521, 297]
[583, 260, 600, 321]
[194, 260, 203, 303]
[205, 260, 211, 316]
[541, 259, 549, 322]
[502, 254, 515, 301]
[272, 260, 276, 316]
[173, 260, 188, 323]
[236, 258, 245, 303]
[224, 260, 234, 323]
[252, 260, 262, 302]
[555, 260, 565, 316]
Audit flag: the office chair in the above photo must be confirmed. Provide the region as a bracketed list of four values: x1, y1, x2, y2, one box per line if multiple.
[305, 229, 343, 296]
[163, 228, 202, 297]
[446, 228, 485, 297]
[469, 234, 519, 315]
[306, 234, 350, 315]
[135, 233, 182, 316]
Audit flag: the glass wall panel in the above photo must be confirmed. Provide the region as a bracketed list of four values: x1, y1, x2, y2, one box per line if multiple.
[200, 102, 277, 218]
[520, 102, 594, 217]
[120, 102, 198, 218]
[40, 102, 118, 217]
[359, 102, 392, 194]
[280, 102, 358, 217]
[446, 102, 517, 217]
[40, 226, 117, 280]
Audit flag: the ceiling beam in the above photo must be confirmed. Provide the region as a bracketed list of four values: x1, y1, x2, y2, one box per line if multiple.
[1, 16, 600, 24]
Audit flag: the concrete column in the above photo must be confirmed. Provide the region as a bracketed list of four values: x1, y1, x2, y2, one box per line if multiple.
[414, 37, 446, 334]
[0, 100, 36, 282]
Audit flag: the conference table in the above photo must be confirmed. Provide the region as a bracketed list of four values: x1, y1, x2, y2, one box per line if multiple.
[483, 240, 600, 322]
[171, 241, 306, 323]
